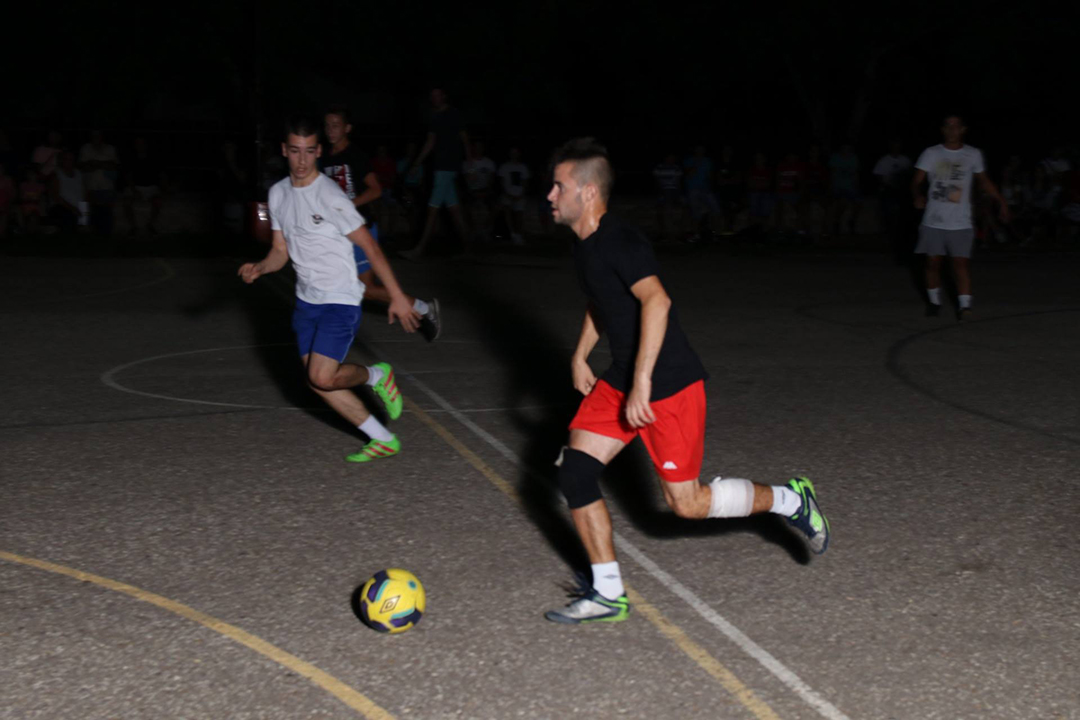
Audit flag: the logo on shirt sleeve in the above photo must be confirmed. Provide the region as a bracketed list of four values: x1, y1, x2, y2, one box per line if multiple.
[311, 214, 324, 225]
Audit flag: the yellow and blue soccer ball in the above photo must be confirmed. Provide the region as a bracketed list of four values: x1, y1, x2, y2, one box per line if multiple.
[359, 569, 426, 634]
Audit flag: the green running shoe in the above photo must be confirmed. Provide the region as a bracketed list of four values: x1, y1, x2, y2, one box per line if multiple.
[370, 362, 402, 420]
[544, 581, 630, 624]
[785, 476, 830, 554]
[346, 435, 401, 463]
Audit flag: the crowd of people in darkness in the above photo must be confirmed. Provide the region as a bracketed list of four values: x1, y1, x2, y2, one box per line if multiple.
[1, 120, 1077, 254]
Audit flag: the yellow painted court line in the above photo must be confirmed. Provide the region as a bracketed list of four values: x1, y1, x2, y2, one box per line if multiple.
[0, 551, 394, 720]
[403, 397, 781, 720]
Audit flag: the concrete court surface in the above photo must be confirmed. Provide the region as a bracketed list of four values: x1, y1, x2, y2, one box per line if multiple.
[1, 244, 1079, 720]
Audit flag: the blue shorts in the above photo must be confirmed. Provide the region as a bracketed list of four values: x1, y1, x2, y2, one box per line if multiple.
[353, 223, 379, 273]
[292, 298, 362, 362]
[429, 170, 459, 208]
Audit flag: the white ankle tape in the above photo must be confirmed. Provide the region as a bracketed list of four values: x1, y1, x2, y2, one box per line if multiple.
[707, 477, 755, 518]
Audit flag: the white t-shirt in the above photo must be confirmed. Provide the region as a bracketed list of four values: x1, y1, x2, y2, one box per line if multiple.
[872, 154, 912, 189]
[269, 174, 367, 306]
[915, 144, 985, 230]
[463, 157, 496, 191]
[78, 143, 120, 192]
[497, 162, 530, 198]
[56, 169, 85, 207]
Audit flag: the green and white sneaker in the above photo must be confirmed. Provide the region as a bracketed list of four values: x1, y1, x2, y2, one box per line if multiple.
[785, 476, 830, 554]
[545, 585, 630, 624]
[370, 362, 402, 420]
[346, 435, 401, 463]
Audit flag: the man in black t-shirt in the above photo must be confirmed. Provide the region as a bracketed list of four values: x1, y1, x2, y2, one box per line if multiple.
[321, 106, 442, 341]
[542, 138, 831, 625]
[400, 88, 472, 259]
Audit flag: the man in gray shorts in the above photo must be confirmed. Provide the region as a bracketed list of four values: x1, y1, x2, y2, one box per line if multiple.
[911, 115, 1009, 319]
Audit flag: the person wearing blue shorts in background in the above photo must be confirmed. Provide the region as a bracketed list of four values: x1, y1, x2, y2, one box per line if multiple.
[239, 115, 421, 463]
[400, 87, 472, 260]
[322, 106, 442, 341]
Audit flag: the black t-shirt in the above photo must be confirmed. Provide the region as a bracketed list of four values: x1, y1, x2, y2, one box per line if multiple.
[429, 107, 464, 171]
[319, 143, 373, 203]
[573, 214, 708, 400]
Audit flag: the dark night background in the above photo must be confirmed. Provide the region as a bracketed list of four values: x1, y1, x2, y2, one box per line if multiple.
[3, 0, 1076, 194]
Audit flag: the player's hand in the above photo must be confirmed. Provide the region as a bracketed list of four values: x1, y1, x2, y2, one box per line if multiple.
[625, 381, 656, 429]
[572, 358, 597, 396]
[914, 196, 927, 210]
[238, 262, 262, 284]
[388, 296, 420, 333]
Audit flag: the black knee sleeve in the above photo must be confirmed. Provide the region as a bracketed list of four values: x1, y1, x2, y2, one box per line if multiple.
[555, 447, 605, 509]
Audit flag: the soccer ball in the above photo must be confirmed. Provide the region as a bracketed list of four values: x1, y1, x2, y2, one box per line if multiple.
[359, 568, 426, 634]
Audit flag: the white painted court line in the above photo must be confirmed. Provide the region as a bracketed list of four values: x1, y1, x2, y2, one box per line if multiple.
[374, 347, 850, 720]
[99, 343, 564, 416]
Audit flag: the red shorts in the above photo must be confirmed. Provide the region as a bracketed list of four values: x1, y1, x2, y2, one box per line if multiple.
[569, 379, 706, 482]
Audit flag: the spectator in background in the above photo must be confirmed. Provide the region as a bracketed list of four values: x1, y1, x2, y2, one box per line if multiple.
[31, 131, 63, 187]
[18, 167, 46, 234]
[775, 151, 804, 234]
[715, 145, 742, 235]
[1041, 146, 1071, 196]
[828, 143, 860, 236]
[746, 151, 773, 231]
[801, 144, 829, 237]
[683, 145, 719, 242]
[0, 163, 14, 237]
[402, 87, 472, 259]
[50, 150, 85, 232]
[652, 152, 683, 240]
[0, 129, 13, 174]
[218, 139, 249, 235]
[497, 146, 530, 246]
[123, 137, 166, 235]
[872, 139, 913, 260]
[1022, 164, 1058, 245]
[397, 140, 424, 238]
[463, 140, 496, 241]
[371, 145, 398, 237]
[79, 130, 120, 236]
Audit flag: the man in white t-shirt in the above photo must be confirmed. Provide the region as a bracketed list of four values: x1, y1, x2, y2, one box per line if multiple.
[497, 147, 531, 245]
[239, 116, 421, 463]
[873, 140, 913, 262]
[78, 130, 120, 235]
[912, 115, 1009, 319]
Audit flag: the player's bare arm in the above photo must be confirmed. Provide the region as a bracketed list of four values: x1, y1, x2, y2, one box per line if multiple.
[626, 275, 671, 428]
[911, 168, 927, 209]
[346, 226, 420, 332]
[410, 132, 436, 170]
[976, 172, 1011, 222]
[353, 171, 382, 208]
[239, 230, 289, 283]
[571, 305, 602, 396]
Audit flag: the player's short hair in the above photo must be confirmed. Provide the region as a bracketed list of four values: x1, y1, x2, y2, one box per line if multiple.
[325, 104, 350, 125]
[283, 114, 320, 140]
[551, 137, 614, 202]
[943, 112, 965, 126]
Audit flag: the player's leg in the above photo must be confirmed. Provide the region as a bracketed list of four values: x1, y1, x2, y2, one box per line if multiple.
[948, 228, 975, 317]
[641, 381, 830, 553]
[294, 302, 401, 462]
[546, 381, 636, 624]
[545, 429, 631, 624]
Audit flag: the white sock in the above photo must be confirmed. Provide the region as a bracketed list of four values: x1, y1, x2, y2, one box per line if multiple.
[958, 294, 972, 309]
[413, 298, 430, 315]
[359, 416, 394, 442]
[770, 485, 803, 517]
[364, 365, 384, 386]
[591, 561, 624, 600]
[706, 477, 755, 518]
[927, 287, 942, 305]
